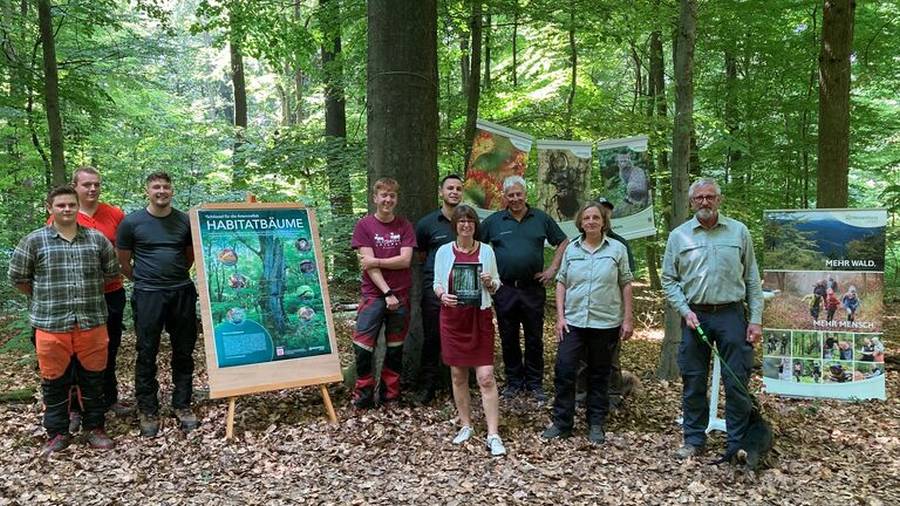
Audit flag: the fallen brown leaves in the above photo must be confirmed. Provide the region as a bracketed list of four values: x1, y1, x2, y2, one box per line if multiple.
[0, 286, 897, 505]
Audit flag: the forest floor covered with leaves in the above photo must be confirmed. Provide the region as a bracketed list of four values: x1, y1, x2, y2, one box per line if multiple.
[0, 285, 897, 505]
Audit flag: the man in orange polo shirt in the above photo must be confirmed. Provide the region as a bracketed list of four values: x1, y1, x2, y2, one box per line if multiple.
[48, 167, 129, 430]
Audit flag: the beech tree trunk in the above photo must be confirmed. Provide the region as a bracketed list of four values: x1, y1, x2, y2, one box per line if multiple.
[511, 6, 518, 87]
[817, 0, 855, 208]
[483, 9, 492, 90]
[658, 0, 696, 381]
[645, 29, 665, 290]
[229, 13, 248, 189]
[37, 0, 65, 185]
[320, 0, 354, 277]
[368, 0, 439, 386]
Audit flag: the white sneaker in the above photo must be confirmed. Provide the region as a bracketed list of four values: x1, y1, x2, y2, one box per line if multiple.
[452, 425, 474, 445]
[486, 434, 507, 456]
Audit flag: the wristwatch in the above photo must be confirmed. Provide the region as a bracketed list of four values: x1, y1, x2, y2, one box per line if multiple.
[383, 289, 395, 298]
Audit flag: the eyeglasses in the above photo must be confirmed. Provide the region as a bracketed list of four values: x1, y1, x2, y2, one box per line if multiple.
[692, 195, 718, 202]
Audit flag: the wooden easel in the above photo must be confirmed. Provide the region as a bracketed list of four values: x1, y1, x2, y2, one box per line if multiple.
[224, 384, 338, 439]
[213, 194, 339, 439]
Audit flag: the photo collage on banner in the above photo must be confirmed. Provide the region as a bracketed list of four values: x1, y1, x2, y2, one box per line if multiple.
[196, 208, 333, 368]
[762, 209, 887, 400]
[465, 119, 533, 215]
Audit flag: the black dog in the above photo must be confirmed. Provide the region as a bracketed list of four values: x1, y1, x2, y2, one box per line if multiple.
[710, 400, 774, 471]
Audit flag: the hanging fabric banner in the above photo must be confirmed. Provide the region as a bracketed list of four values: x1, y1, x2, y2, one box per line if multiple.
[594, 136, 656, 240]
[465, 119, 534, 212]
[761, 208, 887, 400]
[535, 139, 593, 223]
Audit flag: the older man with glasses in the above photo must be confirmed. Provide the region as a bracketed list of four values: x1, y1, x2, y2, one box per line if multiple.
[661, 177, 763, 461]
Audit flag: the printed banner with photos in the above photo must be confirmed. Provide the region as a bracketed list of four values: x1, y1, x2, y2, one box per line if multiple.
[465, 119, 534, 212]
[761, 209, 887, 400]
[536, 140, 592, 223]
[593, 136, 656, 240]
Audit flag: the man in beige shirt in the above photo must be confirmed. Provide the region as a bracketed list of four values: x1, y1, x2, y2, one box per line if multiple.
[661, 177, 763, 460]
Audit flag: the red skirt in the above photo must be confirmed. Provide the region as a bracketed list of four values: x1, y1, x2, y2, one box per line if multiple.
[440, 305, 495, 367]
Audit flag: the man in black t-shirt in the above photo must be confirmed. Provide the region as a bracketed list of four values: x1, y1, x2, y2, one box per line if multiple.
[414, 174, 463, 404]
[117, 172, 199, 437]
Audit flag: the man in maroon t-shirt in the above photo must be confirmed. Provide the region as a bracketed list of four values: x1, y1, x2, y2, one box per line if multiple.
[350, 177, 416, 408]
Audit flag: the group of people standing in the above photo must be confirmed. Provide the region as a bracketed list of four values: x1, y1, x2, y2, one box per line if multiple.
[809, 276, 861, 322]
[9, 168, 201, 457]
[350, 174, 761, 462]
[14, 167, 763, 465]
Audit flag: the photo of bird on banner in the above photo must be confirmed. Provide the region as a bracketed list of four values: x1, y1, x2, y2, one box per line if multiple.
[695, 325, 775, 471]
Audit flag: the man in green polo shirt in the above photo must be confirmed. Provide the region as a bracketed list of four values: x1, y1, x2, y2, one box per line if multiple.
[661, 177, 763, 460]
[480, 175, 569, 401]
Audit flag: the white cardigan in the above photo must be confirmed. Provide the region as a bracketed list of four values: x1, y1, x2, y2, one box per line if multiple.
[433, 241, 501, 310]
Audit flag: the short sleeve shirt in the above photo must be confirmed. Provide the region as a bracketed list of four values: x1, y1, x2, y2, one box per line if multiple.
[479, 206, 567, 282]
[117, 208, 194, 291]
[8, 225, 119, 332]
[415, 208, 453, 288]
[556, 236, 633, 329]
[351, 215, 416, 297]
[48, 202, 125, 293]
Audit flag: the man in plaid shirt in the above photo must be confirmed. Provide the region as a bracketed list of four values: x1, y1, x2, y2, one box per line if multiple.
[8, 186, 120, 457]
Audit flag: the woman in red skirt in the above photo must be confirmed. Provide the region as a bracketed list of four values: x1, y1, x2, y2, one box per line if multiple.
[432, 205, 505, 456]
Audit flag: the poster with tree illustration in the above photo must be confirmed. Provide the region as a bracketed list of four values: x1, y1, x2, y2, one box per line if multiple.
[191, 203, 341, 399]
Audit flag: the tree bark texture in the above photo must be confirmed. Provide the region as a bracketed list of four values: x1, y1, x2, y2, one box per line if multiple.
[37, 0, 65, 185]
[367, 0, 439, 387]
[645, 29, 666, 290]
[511, 6, 518, 87]
[658, 0, 696, 381]
[483, 9, 492, 90]
[817, 0, 854, 208]
[229, 15, 248, 189]
[462, 0, 482, 174]
[724, 49, 741, 184]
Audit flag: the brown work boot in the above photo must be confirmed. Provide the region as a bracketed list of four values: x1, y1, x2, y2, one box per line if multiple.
[139, 413, 160, 437]
[41, 433, 72, 459]
[174, 408, 199, 432]
[86, 428, 115, 450]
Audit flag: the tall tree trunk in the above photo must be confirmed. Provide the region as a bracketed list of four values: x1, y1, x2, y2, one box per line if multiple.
[800, 3, 819, 209]
[511, 5, 518, 87]
[645, 29, 666, 290]
[483, 8, 492, 90]
[37, 0, 65, 185]
[320, 0, 354, 278]
[724, 49, 741, 184]
[293, 2, 305, 124]
[229, 15, 248, 189]
[658, 0, 696, 381]
[459, 35, 469, 95]
[368, 0, 438, 388]
[817, 0, 855, 208]
[564, 5, 577, 138]
[462, 0, 482, 173]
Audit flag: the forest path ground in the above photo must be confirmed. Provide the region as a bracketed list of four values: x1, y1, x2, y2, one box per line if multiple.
[0, 285, 896, 505]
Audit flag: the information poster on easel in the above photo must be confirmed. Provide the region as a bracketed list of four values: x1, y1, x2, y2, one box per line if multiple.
[190, 203, 342, 433]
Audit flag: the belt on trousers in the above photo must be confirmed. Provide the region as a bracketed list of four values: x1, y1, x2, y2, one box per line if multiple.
[689, 301, 742, 313]
[502, 278, 542, 289]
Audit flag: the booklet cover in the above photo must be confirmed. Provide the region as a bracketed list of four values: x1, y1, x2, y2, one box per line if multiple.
[451, 262, 483, 306]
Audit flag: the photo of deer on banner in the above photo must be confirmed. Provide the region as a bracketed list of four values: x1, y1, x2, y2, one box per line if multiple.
[465, 119, 534, 212]
[593, 136, 656, 240]
[536, 140, 592, 223]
